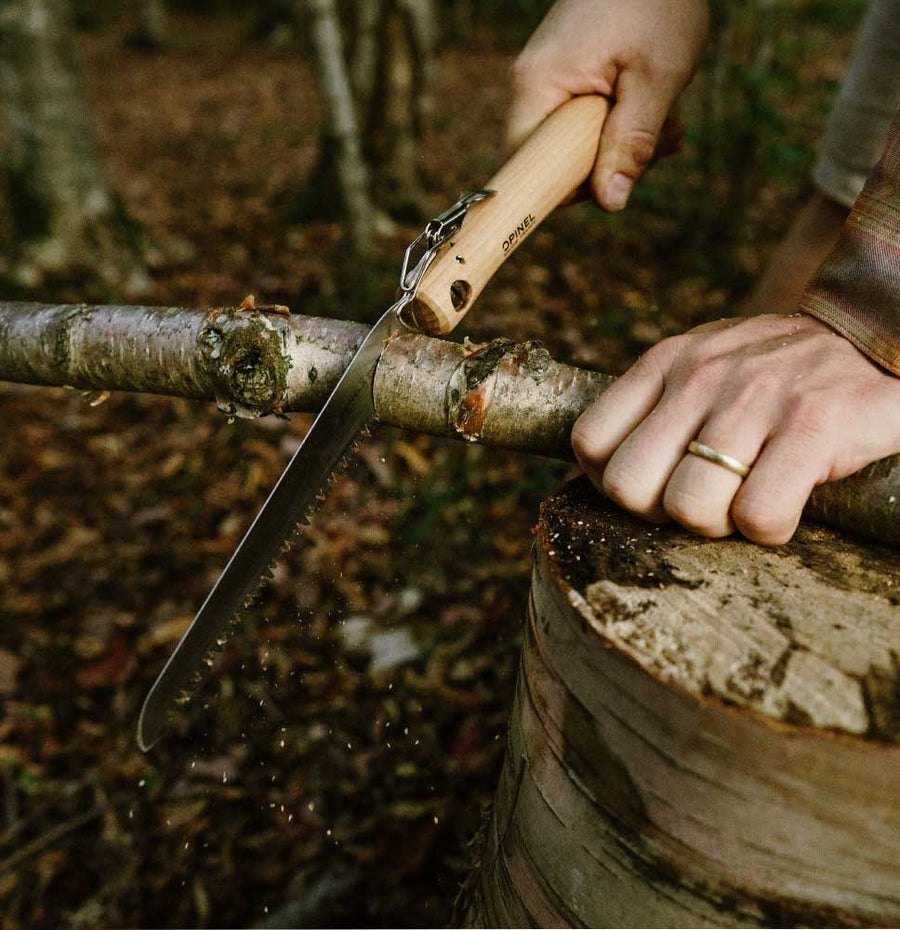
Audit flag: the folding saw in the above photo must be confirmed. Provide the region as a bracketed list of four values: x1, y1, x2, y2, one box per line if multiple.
[137, 95, 609, 750]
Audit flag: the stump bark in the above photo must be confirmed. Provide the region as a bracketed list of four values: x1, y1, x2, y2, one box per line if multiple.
[463, 478, 900, 928]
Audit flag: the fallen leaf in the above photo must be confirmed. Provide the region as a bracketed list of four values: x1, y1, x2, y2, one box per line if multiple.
[162, 798, 209, 830]
[394, 441, 431, 476]
[139, 616, 192, 652]
[77, 635, 135, 690]
[0, 648, 21, 697]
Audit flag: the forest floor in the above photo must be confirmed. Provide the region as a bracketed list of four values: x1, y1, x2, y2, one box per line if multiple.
[0, 6, 861, 928]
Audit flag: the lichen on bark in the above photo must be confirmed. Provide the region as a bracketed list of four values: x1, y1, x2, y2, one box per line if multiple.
[199, 309, 292, 418]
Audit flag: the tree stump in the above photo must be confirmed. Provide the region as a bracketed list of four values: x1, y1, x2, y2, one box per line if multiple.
[462, 478, 900, 928]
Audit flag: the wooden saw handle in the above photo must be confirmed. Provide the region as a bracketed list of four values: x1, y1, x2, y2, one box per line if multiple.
[408, 95, 609, 335]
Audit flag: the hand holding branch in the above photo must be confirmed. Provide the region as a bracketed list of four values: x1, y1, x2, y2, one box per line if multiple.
[573, 314, 900, 544]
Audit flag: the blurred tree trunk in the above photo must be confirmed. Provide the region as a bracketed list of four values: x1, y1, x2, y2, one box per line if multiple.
[127, 0, 169, 50]
[303, 0, 376, 260]
[363, 0, 435, 217]
[294, 0, 437, 254]
[401, 0, 436, 138]
[696, 0, 784, 255]
[251, 0, 300, 46]
[350, 0, 381, 109]
[0, 0, 149, 295]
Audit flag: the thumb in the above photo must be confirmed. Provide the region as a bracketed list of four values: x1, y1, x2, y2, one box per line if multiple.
[591, 69, 674, 212]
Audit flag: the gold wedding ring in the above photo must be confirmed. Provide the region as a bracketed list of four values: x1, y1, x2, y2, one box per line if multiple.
[687, 441, 752, 479]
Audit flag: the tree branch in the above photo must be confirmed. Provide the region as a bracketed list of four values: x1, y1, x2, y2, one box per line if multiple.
[0, 300, 369, 417]
[1, 300, 897, 545]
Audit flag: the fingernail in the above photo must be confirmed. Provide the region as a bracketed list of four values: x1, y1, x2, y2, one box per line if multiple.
[604, 173, 633, 211]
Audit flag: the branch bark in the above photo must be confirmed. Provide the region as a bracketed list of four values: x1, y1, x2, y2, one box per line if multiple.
[0, 300, 898, 546]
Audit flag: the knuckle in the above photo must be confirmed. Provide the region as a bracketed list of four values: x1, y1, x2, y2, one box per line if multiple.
[662, 486, 721, 537]
[619, 128, 658, 171]
[731, 498, 792, 545]
[675, 355, 724, 396]
[510, 52, 542, 91]
[640, 334, 682, 370]
[735, 359, 780, 395]
[630, 348, 662, 381]
[725, 361, 783, 411]
[784, 394, 835, 444]
[601, 463, 654, 514]
[570, 421, 604, 467]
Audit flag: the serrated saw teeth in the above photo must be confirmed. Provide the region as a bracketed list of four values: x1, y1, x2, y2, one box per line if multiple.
[136, 305, 403, 751]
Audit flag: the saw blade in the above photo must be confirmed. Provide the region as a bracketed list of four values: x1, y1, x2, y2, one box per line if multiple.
[136, 304, 403, 751]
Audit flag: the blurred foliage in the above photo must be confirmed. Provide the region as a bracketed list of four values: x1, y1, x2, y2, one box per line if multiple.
[591, 0, 858, 296]
[802, 0, 868, 26]
[70, 0, 559, 46]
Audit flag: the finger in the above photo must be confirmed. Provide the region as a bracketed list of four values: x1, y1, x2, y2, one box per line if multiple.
[571, 350, 666, 485]
[731, 431, 830, 546]
[506, 77, 572, 152]
[663, 417, 769, 538]
[601, 394, 709, 522]
[689, 317, 742, 336]
[590, 68, 674, 211]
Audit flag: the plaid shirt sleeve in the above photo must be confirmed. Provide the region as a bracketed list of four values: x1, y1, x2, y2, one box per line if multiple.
[801, 111, 900, 375]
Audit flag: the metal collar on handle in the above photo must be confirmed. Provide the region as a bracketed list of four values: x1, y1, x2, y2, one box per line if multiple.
[394, 190, 495, 327]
